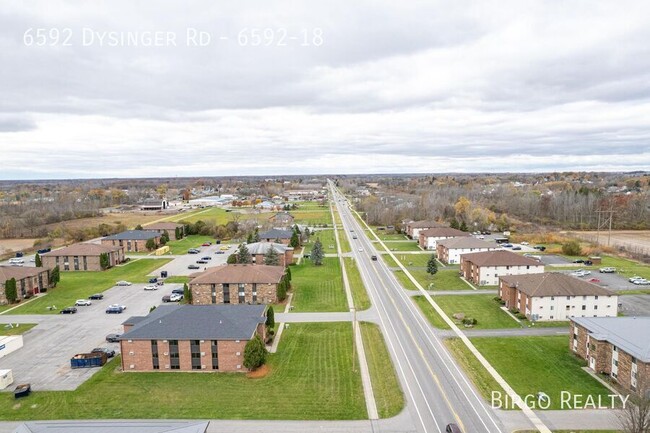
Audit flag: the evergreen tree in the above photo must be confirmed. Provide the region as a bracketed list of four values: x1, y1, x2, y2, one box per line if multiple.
[161, 230, 170, 244]
[285, 266, 292, 281]
[227, 253, 237, 264]
[264, 246, 280, 266]
[311, 238, 324, 266]
[266, 306, 275, 329]
[252, 228, 260, 243]
[183, 282, 192, 304]
[34, 253, 42, 267]
[145, 238, 156, 251]
[243, 335, 267, 370]
[246, 233, 254, 244]
[277, 276, 288, 301]
[450, 218, 460, 230]
[134, 224, 143, 230]
[174, 227, 180, 240]
[50, 265, 60, 287]
[5, 278, 17, 303]
[427, 254, 438, 275]
[289, 231, 300, 248]
[459, 220, 468, 232]
[99, 252, 110, 270]
[237, 243, 253, 264]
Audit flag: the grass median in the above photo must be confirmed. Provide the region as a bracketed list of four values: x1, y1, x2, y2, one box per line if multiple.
[0, 323, 366, 420]
[344, 258, 370, 310]
[413, 294, 520, 329]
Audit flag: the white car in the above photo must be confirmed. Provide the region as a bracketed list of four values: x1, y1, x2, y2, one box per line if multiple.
[521, 241, 530, 245]
[169, 293, 183, 302]
[358, 247, 364, 252]
[75, 299, 92, 306]
[632, 278, 650, 285]
[599, 267, 616, 273]
[571, 270, 590, 277]
[115, 281, 132, 286]
[629, 276, 644, 283]
[143, 285, 158, 291]
[109, 303, 127, 311]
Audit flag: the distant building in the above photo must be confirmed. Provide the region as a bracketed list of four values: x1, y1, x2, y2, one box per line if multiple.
[143, 222, 185, 241]
[460, 250, 544, 286]
[101, 230, 161, 253]
[418, 227, 470, 250]
[436, 237, 499, 264]
[405, 220, 446, 239]
[41, 243, 125, 271]
[258, 228, 293, 245]
[499, 272, 617, 321]
[245, 242, 294, 267]
[570, 317, 650, 396]
[0, 266, 50, 304]
[140, 199, 168, 211]
[119, 304, 267, 372]
[189, 264, 286, 304]
[268, 212, 295, 228]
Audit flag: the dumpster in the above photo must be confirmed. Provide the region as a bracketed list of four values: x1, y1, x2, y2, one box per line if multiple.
[14, 383, 30, 398]
[70, 352, 107, 369]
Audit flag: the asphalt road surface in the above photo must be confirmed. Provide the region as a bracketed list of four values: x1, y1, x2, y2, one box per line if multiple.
[331, 182, 507, 433]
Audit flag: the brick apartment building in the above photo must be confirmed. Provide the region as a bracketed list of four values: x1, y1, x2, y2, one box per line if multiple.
[405, 220, 446, 239]
[41, 243, 125, 271]
[258, 228, 293, 245]
[143, 222, 185, 241]
[460, 250, 544, 286]
[101, 230, 161, 253]
[436, 237, 499, 265]
[268, 212, 294, 228]
[570, 317, 649, 396]
[0, 266, 51, 304]
[189, 264, 286, 305]
[245, 242, 294, 267]
[119, 304, 267, 372]
[499, 272, 617, 321]
[418, 227, 470, 250]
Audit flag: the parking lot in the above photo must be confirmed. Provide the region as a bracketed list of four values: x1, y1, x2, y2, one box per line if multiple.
[148, 243, 236, 277]
[0, 282, 182, 391]
[618, 295, 650, 316]
[556, 268, 644, 291]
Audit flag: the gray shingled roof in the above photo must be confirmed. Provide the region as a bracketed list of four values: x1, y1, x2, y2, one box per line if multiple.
[245, 242, 292, 255]
[500, 272, 615, 297]
[42, 243, 122, 257]
[571, 317, 650, 362]
[103, 230, 160, 241]
[189, 264, 285, 285]
[120, 304, 266, 341]
[460, 249, 541, 267]
[259, 228, 293, 239]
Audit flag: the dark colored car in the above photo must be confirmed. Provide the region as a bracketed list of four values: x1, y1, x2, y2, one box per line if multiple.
[573, 259, 584, 263]
[188, 264, 200, 269]
[534, 245, 546, 251]
[156, 280, 164, 286]
[201, 256, 212, 261]
[162, 295, 172, 303]
[216, 251, 225, 254]
[371, 255, 378, 261]
[172, 288, 185, 295]
[149, 277, 158, 284]
[60, 307, 77, 314]
[511, 246, 522, 250]
[37, 247, 51, 254]
[15, 251, 24, 258]
[584, 260, 593, 266]
[91, 347, 116, 358]
[188, 249, 200, 254]
[88, 293, 104, 300]
[196, 259, 208, 264]
[105, 333, 121, 343]
[105, 306, 123, 314]
[445, 424, 462, 433]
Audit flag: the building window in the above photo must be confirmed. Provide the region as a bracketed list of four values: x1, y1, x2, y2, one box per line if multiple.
[223, 284, 230, 304]
[582, 305, 586, 310]
[151, 340, 159, 370]
[252, 284, 257, 304]
[169, 340, 179, 370]
[73, 256, 79, 271]
[211, 284, 216, 304]
[191, 340, 201, 370]
[238, 283, 246, 304]
[211, 340, 219, 370]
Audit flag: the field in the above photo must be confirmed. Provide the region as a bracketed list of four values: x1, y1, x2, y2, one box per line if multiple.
[290, 210, 333, 225]
[290, 258, 347, 312]
[344, 258, 371, 310]
[380, 241, 422, 252]
[575, 229, 650, 256]
[360, 322, 404, 418]
[8, 259, 170, 315]
[170, 207, 236, 225]
[446, 336, 613, 410]
[0, 323, 367, 420]
[0, 238, 42, 258]
[394, 269, 473, 291]
[165, 235, 216, 255]
[413, 295, 519, 330]
[393, 252, 436, 268]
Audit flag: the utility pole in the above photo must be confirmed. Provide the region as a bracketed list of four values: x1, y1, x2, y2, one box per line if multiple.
[595, 208, 615, 246]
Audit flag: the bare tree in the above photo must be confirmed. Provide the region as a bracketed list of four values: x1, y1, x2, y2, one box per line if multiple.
[618, 379, 650, 433]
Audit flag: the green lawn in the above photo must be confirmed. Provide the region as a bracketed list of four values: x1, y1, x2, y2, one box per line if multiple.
[450, 336, 614, 410]
[381, 241, 422, 252]
[338, 230, 351, 253]
[290, 210, 333, 226]
[0, 323, 36, 335]
[445, 338, 505, 401]
[598, 255, 650, 280]
[394, 269, 473, 291]
[360, 322, 404, 418]
[381, 254, 399, 268]
[306, 229, 337, 254]
[165, 235, 216, 255]
[291, 258, 348, 312]
[0, 323, 366, 420]
[164, 276, 190, 284]
[10, 259, 171, 314]
[414, 295, 520, 329]
[412, 296, 450, 329]
[344, 258, 370, 310]
[393, 253, 436, 268]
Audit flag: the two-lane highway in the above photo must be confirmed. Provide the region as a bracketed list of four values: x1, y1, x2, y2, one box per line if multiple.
[330, 182, 507, 433]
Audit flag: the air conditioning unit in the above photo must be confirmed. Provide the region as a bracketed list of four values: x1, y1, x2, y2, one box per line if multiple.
[236, 352, 241, 356]
[129, 364, 135, 369]
[163, 352, 169, 356]
[129, 351, 134, 356]
[202, 365, 206, 369]
[165, 365, 170, 369]
[200, 352, 205, 356]
[199, 340, 205, 343]
[236, 364, 241, 369]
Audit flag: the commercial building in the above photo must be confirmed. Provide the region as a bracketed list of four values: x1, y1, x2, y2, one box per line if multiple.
[189, 264, 286, 305]
[571, 317, 650, 396]
[460, 250, 544, 286]
[41, 243, 124, 271]
[119, 304, 267, 372]
[0, 266, 51, 304]
[436, 237, 499, 264]
[405, 220, 446, 239]
[499, 272, 618, 321]
[101, 230, 161, 253]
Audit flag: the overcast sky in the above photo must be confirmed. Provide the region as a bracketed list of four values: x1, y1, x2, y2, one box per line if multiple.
[1, 0, 649, 179]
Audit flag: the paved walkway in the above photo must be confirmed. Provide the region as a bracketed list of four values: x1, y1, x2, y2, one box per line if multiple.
[435, 327, 569, 338]
[404, 289, 497, 296]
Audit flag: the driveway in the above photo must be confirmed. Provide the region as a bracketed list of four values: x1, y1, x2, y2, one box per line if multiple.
[538, 254, 573, 266]
[150, 244, 236, 277]
[0, 282, 182, 391]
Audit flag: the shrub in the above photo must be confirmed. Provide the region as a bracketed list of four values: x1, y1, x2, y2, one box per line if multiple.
[562, 240, 583, 256]
[243, 335, 267, 370]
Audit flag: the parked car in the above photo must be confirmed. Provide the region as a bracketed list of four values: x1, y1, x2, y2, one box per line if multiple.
[216, 251, 225, 254]
[105, 306, 123, 314]
[521, 241, 530, 245]
[201, 242, 212, 246]
[15, 252, 24, 258]
[37, 248, 51, 254]
[629, 276, 644, 283]
[584, 260, 593, 266]
[88, 293, 104, 300]
[201, 256, 212, 261]
[533, 245, 546, 251]
[115, 280, 132, 286]
[571, 269, 591, 277]
[75, 299, 92, 306]
[220, 246, 230, 250]
[573, 259, 584, 263]
[148, 277, 158, 284]
[105, 333, 121, 343]
[599, 267, 616, 273]
[170, 293, 183, 302]
[196, 259, 208, 264]
[109, 303, 126, 310]
[188, 248, 200, 254]
[60, 307, 78, 314]
[91, 347, 116, 358]
[161, 295, 172, 303]
[589, 278, 601, 283]
[172, 288, 185, 295]
[143, 285, 158, 291]
[632, 278, 650, 285]
[511, 246, 522, 250]
[188, 264, 200, 269]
